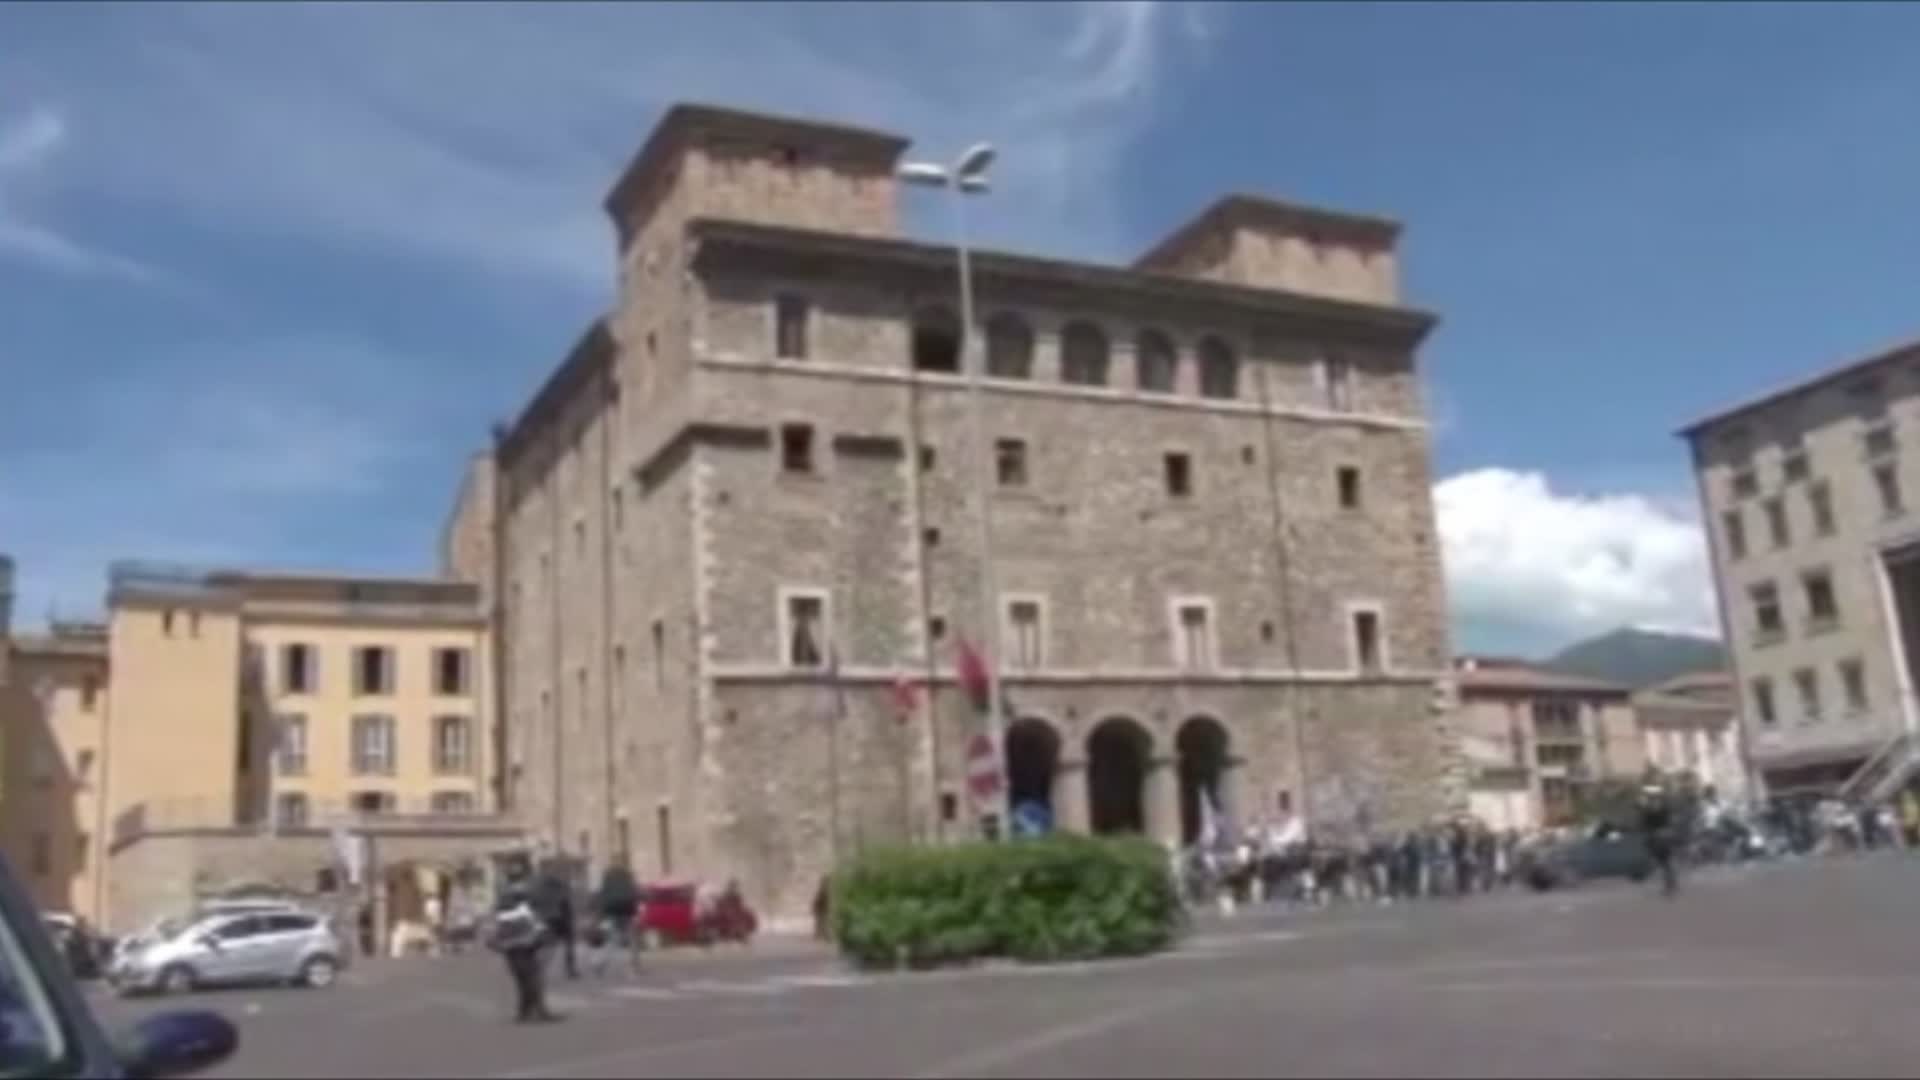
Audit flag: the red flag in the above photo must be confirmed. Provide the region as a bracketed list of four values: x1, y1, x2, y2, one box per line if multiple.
[889, 676, 921, 720]
[955, 638, 992, 712]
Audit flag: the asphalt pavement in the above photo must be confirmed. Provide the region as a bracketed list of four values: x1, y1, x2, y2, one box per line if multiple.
[93, 854, 1920, 1077]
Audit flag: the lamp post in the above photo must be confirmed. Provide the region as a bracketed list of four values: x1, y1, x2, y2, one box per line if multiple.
[899, 144, 1010, 837]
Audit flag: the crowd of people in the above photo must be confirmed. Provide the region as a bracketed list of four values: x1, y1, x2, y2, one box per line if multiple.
[1174, 816, 1534, 912]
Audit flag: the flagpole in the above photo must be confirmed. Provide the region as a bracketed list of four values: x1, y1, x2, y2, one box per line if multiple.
[827, 647, 844, 866]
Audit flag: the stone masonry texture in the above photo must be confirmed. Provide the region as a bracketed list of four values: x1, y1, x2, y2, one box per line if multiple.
[487, 104, 1465, 927]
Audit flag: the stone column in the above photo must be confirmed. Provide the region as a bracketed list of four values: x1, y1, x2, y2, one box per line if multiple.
[1146, 756, 1180, 849]
[1053, 757, 1089, 835]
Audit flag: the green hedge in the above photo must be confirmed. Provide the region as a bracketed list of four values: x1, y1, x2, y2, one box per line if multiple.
[829, 835, 1183, 970]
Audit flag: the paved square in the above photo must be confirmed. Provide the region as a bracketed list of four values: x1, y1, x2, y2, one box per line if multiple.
[96, 855, 1920, 1077]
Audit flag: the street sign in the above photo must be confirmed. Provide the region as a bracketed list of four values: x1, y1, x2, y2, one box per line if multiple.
[966, 734, 1002, 800]
[1011, 799, 1052, 838]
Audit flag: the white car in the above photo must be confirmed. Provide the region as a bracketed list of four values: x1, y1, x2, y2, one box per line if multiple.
[113, 909, 343, 996]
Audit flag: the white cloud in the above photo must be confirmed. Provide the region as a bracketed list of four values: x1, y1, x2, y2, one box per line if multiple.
[0, 104, 158, 281]
[1435, 467, 1718, 646]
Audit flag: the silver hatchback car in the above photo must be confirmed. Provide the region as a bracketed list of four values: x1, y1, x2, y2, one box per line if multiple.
[115, 909, 343, 996]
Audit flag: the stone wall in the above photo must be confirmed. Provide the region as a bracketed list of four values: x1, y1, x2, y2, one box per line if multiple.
[105, 826, 521, 936]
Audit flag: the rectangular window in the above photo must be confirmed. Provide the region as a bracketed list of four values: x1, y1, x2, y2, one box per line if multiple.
[1751, 677, 1777, 728]
[779, 424, 816, 474]
[1006, 599, 1044, 669]
[1731, 467, 1759, 500]
[1352, 609, 1382, 673]
[1338, 466, 1362, 510]
[1750, 582, 1783, 639]
[353, 646, 394, 696]
[1163, 452, 1192, 498]
[431, 791, 476, 815]
[1783, 451, 1811, 484]
[1533, 700, 1581, 741]
[1722, 509, 1747, 560]
[350, 714, 396, 776]
[276, 714, 308, 777]
[434, 647, 471, 696]
[1876, 462, 1904, 516]
[1802, 569, 1839, 627]
[276, 793, 310, 830]
[995, 438, 1028, 488]
[1864, 422, 1897, 459]
[1840, 658, 1869, 715]
[783, 592, 827, 669]
[350, 791, 395, 816]
[1793, 667, 1822, 725]
[1808, 482, 1835, 537]
[1321, 357, 1353, 412]
[1176, 602, 1215, 670]
[1764, 497, 1790, 548]
[282, 643, 314, 694]
[775, 294, 809, 360]
[434, 715, 472, 776]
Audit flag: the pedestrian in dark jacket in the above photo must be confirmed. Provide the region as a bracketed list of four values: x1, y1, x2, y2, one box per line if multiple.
[491, 885, 557, 1024]
[595, 862, 642, 975]
[534, 870, 579, 980]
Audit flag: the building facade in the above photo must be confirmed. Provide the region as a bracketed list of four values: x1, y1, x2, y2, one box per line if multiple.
[1681, 339, 1920, 800]
[458, 104, 1465, 926]
[0, 622, 109, 918]
[0, 561, 507, 932]
[1454, 658, 1647, 830]
[1633, 670, 1750, 805]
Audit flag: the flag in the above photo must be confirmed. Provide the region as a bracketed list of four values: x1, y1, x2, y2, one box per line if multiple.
[889, 675, 921, 721]
[1199, 790, 1222, 851]
[955, 638, 992, 712]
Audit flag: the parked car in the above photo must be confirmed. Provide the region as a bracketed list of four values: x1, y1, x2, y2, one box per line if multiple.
[0, 854, 236, 1078]
[1519, 822, 1655, 891]
[111, 899, 308, 970]
[113, 909, 343, 996]
[634, 883, 757, 948]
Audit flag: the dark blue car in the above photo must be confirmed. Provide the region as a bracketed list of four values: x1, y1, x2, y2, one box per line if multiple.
[0, 855, 236, 1078]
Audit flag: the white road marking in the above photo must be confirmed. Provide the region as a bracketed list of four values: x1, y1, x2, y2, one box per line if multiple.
[609, 984, 681, 1000]
[768, 973, 869, 989]
[674, 978, 788, 996]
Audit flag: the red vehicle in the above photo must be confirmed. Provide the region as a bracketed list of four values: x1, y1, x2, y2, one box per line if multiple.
[635, 883, 757, 948]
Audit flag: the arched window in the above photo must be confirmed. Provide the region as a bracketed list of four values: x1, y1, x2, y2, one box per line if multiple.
[1135, 329, 1176, 393]
[1198, 336, 1239, 400]
[1061, 321, 1110, 387]
[986, 313, 1034, 379]
[911, 306, 962, 373]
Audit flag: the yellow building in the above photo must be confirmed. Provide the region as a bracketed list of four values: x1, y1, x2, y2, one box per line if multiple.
[0, 622, 109, 919]
[2, 561, 509, 931]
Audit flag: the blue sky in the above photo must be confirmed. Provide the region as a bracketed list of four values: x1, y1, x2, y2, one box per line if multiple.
[4, 1, 1919, 655]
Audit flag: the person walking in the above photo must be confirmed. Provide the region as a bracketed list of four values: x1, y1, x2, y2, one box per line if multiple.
[594, 859, 643, 976]
[490, 881, 558, 1024]
[1638, 786, 1679, 898]
[535, 866, 580, 981]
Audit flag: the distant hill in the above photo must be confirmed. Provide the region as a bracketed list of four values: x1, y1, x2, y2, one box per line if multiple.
[1541, 627, 1726, 689]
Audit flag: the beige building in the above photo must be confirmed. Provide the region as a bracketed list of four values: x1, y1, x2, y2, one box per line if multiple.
[0, 561, 513, 933]
[1454, 658, 1646, 830]
[1681, 338, 1920, 802]
[447, 103, 1465, 926]
[1633, 670, 1750, 805]
[0, 622, 109, 917]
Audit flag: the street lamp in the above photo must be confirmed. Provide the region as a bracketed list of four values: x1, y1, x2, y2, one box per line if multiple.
[899, 143, 1010, 838]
